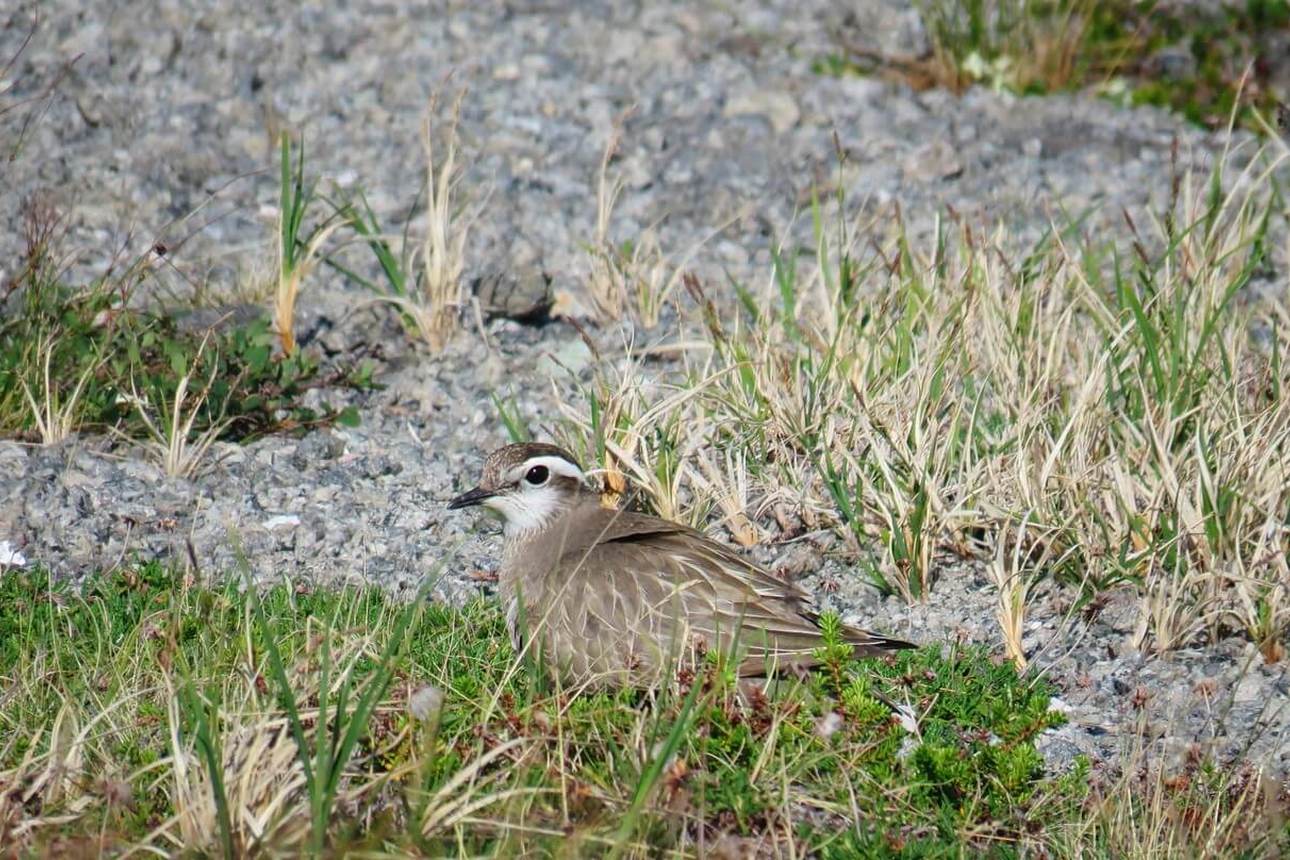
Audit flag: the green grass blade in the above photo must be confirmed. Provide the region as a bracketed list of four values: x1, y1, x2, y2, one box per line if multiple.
[179, 681, 236, 860]
[609, 676, 705, 856]
[247, 577, 317, 794]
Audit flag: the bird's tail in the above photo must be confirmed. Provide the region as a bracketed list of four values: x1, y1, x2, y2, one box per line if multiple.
[845, 628, 917, 655]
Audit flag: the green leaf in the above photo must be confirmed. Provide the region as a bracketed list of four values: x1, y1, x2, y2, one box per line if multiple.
[336, 405, 361, 427]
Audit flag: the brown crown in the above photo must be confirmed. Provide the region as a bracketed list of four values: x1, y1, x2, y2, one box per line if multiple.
[478, 442, 582, 490]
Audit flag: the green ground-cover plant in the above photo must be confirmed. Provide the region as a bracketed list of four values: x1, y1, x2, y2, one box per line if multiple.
[817, 1, 1290, 131]
[2, 564, 1283, 856]
[1086, 0, 1290, 128]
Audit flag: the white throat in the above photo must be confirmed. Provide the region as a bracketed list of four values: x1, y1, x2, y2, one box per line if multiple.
[484, 487, 569, 539]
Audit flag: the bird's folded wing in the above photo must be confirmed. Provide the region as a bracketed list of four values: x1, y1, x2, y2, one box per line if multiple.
[557, 508, 828, 651]
[572, 506, 816, 601]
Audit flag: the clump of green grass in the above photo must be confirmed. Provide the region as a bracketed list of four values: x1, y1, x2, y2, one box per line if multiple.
[0, 563, 1205, 856]
[919, 0, 1093, 94]
[0, 198, 365, 448]
[273, 133, 346, 357]
[813, 0, 1095, 95]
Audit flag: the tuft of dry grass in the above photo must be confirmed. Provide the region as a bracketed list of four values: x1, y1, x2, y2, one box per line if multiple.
[407, 88, 474, 351]
[19, 332, 101, 445]
[586, 119, 629, 323]
[584, 118, 724, 328]
[119, 332, 233, 479]
[162, 691, 311, 854]
[988, 515, 1042, 671]
[1052, 732, 1289, 858]
[338, 89, 479, 351]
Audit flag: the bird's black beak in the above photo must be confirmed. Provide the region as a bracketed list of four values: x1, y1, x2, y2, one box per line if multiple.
[448, 486, 495, 510]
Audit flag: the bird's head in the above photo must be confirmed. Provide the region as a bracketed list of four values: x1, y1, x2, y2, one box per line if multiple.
[448, 443, 589, 536]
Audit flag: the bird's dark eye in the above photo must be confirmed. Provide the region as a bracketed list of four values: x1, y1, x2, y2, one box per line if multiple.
[524, 465, 549, 485]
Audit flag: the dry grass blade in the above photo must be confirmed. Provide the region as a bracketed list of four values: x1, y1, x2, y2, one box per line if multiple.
[587, 117, 628, 323]
[273, 220, 344, 357]
[407, 738, 541, 837]
[990, 517, 1034, 671]
[692, 448, 762, 547]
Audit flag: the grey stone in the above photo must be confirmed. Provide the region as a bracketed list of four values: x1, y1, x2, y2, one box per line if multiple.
[473, 264, 552, 322]
[536, 338, 594, 377]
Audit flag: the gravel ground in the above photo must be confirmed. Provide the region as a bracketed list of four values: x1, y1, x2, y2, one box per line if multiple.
[2, 1, 1286, 782]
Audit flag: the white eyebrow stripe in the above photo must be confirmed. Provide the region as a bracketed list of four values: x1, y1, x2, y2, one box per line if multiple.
[509, 455, 586, 484]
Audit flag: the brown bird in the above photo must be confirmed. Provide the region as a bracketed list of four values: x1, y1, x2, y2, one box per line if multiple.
[449, 442, 914, 686]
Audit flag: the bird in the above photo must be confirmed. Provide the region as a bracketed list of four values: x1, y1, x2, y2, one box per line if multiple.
[449, 442, 915, 686]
